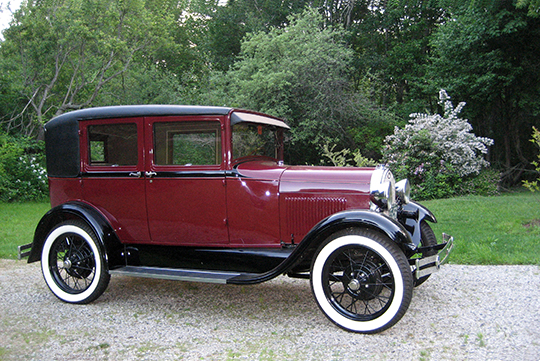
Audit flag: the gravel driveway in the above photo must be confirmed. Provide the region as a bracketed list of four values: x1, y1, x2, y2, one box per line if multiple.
[1, 259, 539, 360]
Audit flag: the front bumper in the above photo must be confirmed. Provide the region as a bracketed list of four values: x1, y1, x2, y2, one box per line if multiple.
[17, 243, 32, 260]
[411, 233, 454, 279]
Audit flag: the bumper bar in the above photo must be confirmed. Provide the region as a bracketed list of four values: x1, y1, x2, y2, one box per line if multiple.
[17, 243, 32, 260]
[412, 233, 454, 279]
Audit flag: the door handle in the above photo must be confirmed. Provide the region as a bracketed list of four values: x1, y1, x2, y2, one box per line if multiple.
[129, 171, 142, 178]
[145, 171, 157, 178]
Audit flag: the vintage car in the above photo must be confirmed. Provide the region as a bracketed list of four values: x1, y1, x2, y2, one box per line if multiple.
[19, 105, 453, 334]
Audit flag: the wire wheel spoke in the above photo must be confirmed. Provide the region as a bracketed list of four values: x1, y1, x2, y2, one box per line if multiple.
[324, 245, 395, 320]
[49, 232, 96, 294]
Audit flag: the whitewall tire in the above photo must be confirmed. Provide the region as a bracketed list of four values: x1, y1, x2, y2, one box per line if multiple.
[310, 228, 413, 333]
[41, 221, 110, 304]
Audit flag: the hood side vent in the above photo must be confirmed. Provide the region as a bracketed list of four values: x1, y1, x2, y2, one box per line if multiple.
[285, 196, 347, 241]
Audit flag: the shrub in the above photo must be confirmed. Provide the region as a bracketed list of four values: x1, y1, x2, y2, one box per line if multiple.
[0, 133, 48, 202]
[382, 90, 495, 199]
[320, 142, 377, 167]
[523, 126, 540, 192]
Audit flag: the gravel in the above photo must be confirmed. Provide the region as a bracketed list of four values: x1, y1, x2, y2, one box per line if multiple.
[1, 259, 539, 360]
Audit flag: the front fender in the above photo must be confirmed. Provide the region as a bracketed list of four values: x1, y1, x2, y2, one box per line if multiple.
[229, 210, 415, 285]
[398, 201, 437, 247]
[29, 202, 124, 268]
[300, 210, 415, 257]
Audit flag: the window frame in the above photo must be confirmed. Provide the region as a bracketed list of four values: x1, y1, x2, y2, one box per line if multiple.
[147, 116, 226, 172]
[154, 121, 222, 166]
[81, 118, 144, 174]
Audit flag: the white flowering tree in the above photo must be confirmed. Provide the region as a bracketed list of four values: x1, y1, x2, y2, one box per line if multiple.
[383, 90, 495, 199]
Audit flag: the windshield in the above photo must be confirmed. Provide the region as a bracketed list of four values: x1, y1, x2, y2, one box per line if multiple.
[232, 123, 282, 160]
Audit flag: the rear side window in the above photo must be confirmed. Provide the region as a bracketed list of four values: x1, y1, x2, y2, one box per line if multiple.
[154, 122, 221, 166]
[88, 123, 138, 166]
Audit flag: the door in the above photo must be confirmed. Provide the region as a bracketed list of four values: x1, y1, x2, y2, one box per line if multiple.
[144, 116, 229, 246]
[80, 118, 150, 243]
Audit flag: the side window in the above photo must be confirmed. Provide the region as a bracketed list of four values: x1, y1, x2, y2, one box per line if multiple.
[154, 122, 222, 166]
[88, 123, 138, 166]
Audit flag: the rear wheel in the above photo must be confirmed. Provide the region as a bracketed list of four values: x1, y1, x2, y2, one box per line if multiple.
[310, 228, 413, 333]
[41, 220, 110, 304]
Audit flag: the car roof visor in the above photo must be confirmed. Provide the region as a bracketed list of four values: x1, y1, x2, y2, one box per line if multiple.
[230, 112, 290, 130]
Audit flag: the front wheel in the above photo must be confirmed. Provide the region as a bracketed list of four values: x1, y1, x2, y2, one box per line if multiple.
[41, 220, 110, 304]
[310, 228, 413, 333]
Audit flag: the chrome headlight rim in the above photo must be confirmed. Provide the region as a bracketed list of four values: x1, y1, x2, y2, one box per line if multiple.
[395, 179, 411, 204]
[369, 165, 396, 212]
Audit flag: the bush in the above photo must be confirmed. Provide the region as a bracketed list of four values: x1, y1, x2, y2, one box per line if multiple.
[320, 142, 377, 167]
[523, 126, 540, 192]
[458, 168, 500, 197]
[382, 90, 495, 199]
[0, 133, 48, 202]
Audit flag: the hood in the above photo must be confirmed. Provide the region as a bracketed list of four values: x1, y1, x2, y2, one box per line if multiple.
[232, 158, 374, 195]
[280, 165, 374, 194]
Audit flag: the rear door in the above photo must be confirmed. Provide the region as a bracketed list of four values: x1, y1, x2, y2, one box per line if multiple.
[80, 118, 150, 243]
[144, 116, 229, 246]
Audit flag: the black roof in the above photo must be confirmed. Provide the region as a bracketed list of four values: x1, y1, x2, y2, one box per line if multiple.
[46, 105, 233, 128]
[44, 105, 288, 178]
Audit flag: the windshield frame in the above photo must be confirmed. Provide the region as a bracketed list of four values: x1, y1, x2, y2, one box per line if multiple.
[229, 111, 288, 164]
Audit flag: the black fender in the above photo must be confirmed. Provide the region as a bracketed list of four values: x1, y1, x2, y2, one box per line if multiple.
[228, 210, 414, 285]
[28, 201, 125, 269]
[398, 201, 437, 247]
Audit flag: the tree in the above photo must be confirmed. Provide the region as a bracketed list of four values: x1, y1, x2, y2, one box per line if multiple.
[182, 0, 316, 72]
[516, 0, 540, 17]
[200, 7, 397, 164]
[0, 0, 173, 138]
[342, 1, 449, 116]
[428, 4, 540, 185]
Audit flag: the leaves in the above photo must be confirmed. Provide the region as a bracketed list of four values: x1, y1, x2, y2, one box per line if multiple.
[1, 0, 174, 136]
[523, 127, 540, 192]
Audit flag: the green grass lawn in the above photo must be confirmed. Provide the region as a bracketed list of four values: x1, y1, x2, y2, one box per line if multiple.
[0, 202, 50, 259]
[1, 191, 539, 264]
[423, 190, 540, 265]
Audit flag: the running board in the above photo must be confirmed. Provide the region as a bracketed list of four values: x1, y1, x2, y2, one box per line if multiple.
[109, 266, 258, 284]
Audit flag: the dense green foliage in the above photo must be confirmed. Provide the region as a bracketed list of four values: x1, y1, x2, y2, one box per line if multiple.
[428, 4, 540, 186]
[1, 0, 539, 200]
[0, 133, 47, 202]
[523, 126, 540, 191]
[1, 0, 176, 138]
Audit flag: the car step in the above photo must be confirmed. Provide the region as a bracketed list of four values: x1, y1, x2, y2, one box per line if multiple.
[109, 266, 257, 284]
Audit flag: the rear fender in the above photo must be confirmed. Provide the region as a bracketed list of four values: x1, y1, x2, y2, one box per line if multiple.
[29, 202, 124, 268]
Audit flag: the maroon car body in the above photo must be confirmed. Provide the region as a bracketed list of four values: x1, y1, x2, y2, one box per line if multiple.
[20, 105, 453, 333]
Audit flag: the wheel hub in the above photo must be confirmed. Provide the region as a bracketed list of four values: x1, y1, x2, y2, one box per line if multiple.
[344, 262, 383, 300]
[62, 250, 93, 279]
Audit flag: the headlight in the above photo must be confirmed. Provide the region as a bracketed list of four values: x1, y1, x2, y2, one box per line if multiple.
[395, 179, 410, 204]
[370, 165, 396, 213]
